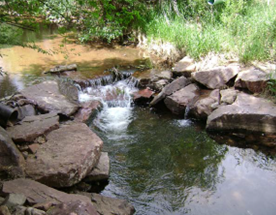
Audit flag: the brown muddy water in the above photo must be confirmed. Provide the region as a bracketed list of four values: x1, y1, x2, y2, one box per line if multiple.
[0, 24, 148, 97]
[1, 25, 276, 215]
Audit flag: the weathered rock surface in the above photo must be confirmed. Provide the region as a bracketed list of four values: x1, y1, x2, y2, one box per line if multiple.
[13, 206, 46, 215]
[85, 152, 110, 182]
[151, 70, 172, 82]
[17, 105, 36, 121]
[172, 56, 196, 77]
[234, 67, 269, 93]
[133, 88, 154, 105]
[3, 194, 26, 208]
[207, 93, 276, 137]
[192, 65, 240, 89]
[7, 113, 59, 143]
[2, 179, 98, 214]
[150, 76, 191, 106]
[0, 127, 25, 177]
[0, 205, 10, 215]
[26, 123, 103, 187]
[91, 193, 135, 215]
[220, 89, 238, 105]
[74, 100, 102, 123]
[44, 64, 77, 74]
[151, 79, 169, 91]
[164, 84, 200, 115]
[21, 81, 79, 116]
[47, 201, 98, 215]
[190, 89, 220, 120]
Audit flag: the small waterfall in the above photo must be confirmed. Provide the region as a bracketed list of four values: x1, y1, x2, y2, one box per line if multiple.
[78, 70, 138, 139]
[175, 106, 192, 127]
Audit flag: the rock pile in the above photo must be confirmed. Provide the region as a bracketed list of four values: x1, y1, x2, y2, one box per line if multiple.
[0, 79, 135, 215]
[134, 56, 276, 148]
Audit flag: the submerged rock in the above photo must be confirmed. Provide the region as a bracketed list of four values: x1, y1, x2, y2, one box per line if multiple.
[192, 65, 240, 89]
[164, 84, 200, 115]
[44, 64, 77, 74]
[0, 127, 25, 178]
[234, 67, 269, 93]
[26, 123, 103, 187]
[21, 81, 79, 116]
[190, 89, 220, 120]
[91, 193, 135, 215]
[7, 113, 59, 143]
[207, 93, 276, 146]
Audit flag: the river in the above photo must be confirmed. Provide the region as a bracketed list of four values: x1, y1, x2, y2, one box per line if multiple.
[1, 25, 276, 215]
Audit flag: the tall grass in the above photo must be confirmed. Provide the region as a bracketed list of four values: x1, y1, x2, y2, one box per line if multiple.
[144, 0, 276, 63]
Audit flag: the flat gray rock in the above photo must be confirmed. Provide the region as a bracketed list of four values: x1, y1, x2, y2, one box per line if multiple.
[7, 113, 59, 143]
[21, 81, 79, 116]
[207, 93, 276, 135]
[0, 127, 25, 177]
[85, 152, 110, 182]
[164, 84, 200, 115]
[26, 123, 103, 187]
[192, 65, 240, 89]
[91, 193, 135, 215]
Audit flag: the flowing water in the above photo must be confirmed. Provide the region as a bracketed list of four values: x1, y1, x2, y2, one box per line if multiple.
[1, 26, 276, 215]
[78, 77, 276, 215]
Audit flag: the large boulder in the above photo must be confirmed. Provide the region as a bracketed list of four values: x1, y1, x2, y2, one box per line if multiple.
[91, 193, 135, 215]
[207, 93, 276, 142]
[2, 179, 98, 215]
[0, 127, 25, 177]
[234, 67, 269, 93]
[172, 56, 196, 77]
[189, 89, 220, 120]
[21, 81, 79, 116]
[26, 123, 103, 187]
[7, 113, 59, 143]
[191, 65, 240, 89]
[164, 84, 200, 115]
[150, 76, 191, 106]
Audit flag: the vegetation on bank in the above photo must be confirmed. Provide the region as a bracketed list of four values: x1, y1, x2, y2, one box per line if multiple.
[0, 0, 275, 63]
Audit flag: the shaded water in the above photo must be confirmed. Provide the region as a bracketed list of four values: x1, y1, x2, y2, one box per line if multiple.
[79, 79, 276, 215]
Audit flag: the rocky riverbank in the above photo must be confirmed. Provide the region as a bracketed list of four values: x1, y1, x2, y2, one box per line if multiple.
[0, 78, 135, 214]
[133, 57, 276, 149]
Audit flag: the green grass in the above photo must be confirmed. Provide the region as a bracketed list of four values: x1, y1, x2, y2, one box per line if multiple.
[144, 0, 276, 63]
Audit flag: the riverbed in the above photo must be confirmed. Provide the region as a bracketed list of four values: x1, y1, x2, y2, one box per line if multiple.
[1, 26, 276, 215]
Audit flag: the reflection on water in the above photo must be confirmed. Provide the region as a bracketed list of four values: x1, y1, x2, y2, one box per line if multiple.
[90, 104, 276, 215]
[0, 24, 148, 98]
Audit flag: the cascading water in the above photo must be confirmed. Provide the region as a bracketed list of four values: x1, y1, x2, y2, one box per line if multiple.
[77, 71, 276, 215]
[78, 72, 138, 140]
